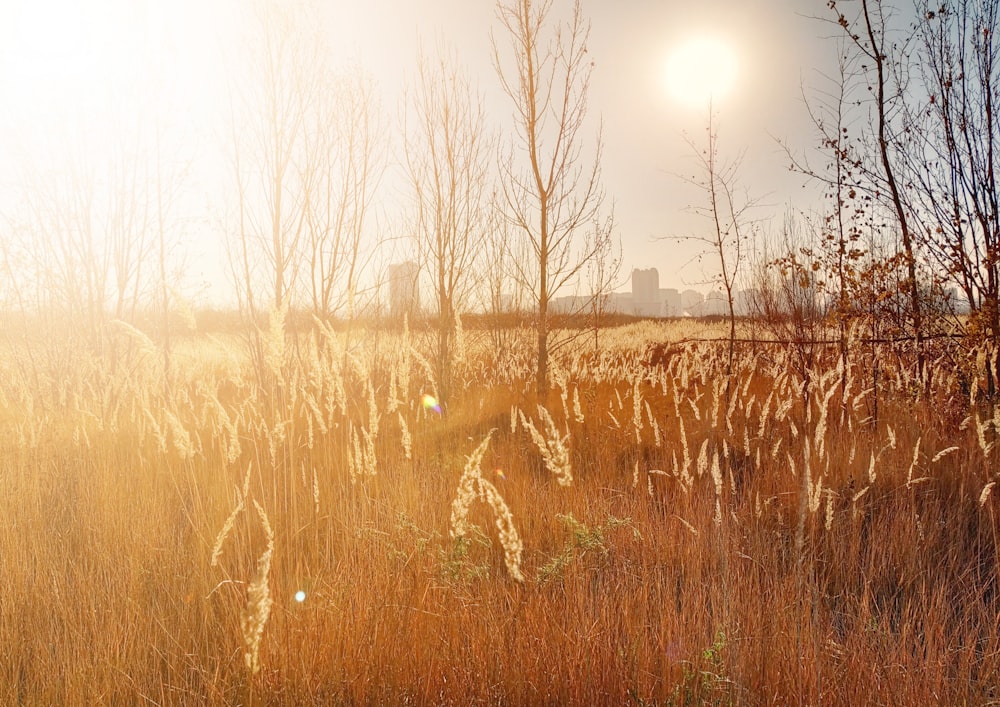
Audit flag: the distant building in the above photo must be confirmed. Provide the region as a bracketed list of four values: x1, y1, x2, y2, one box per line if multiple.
[680, 289, 704, 313]
[702, 290, 728, 316]
[660, 288, 681, 317]
[608, 292, 633, 313]
[549, 294, 587, 314]
[734, 289, 755, 317]
[631, 268, 660, 317]
[544, 268, 761, 319]
[387, 262, 419, 319]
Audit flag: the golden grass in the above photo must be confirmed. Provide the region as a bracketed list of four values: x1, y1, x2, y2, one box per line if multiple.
[0, 320, 996, 704]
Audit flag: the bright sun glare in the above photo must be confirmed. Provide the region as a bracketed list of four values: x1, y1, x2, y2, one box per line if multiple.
[0, 0, 228, 154]
[665, 35, 740, 110]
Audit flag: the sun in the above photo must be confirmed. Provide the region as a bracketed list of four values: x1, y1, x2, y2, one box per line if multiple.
[665, 35, 740, 110]
[0, 0, 231, 147]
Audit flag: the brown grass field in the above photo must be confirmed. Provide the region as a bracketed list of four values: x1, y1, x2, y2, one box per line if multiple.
[0, 316, 998, 705]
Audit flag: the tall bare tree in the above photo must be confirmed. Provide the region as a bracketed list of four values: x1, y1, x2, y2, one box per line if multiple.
[829, 0, 926, 383]
[804, 49, 865, 388]
[679, 111, 755, 381]
[149, 122, 190, 397]
[823, 0, 1000, 395]
[14, 153, 110, 344]
[907, 0, 1000, 392]
[302, 66, 386, 322]
[482, 192, 532, 357]
[403, 46, 494, 406]
[8, 127, 166, 349]
[493, 0, 612, 396]
[227, 1, 319, 320]
[584, 213, 622, 352]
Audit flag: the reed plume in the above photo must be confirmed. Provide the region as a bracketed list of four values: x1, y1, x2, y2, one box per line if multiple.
[242, 501, 274, 675]
[519, 405, 572, 486]
[450, 431, 524, 581]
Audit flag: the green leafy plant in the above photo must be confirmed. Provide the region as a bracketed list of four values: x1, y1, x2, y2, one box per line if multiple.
[667, 629, 732, 707]
[538, 512, 637, 583]
[439, 526, 493, 583]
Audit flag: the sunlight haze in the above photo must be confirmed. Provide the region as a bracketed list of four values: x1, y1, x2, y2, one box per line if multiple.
[1, 1, 995, 701]
[0, 0, 828, 305]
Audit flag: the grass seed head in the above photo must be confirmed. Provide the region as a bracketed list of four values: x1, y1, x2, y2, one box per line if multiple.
[241, 501, 274, 675]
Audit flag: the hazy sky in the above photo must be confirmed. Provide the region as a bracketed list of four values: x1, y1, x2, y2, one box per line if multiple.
[0, 0, 840, 304]
[325, 0, 834, 288]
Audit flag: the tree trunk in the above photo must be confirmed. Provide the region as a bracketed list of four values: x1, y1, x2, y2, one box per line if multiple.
[536, 293, 548, 399]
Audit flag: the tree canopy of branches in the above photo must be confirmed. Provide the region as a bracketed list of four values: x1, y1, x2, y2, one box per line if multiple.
[403, 46, 494, 406]
[822, 0, 1000, 392]
[679, 111, 756, 382]
[227, 2, 386, 326]
[303, 66, 385, 322]
[493, 0, 612, 396]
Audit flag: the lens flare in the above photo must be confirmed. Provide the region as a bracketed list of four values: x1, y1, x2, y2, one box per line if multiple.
[294, 590, 306, 603]
[421, 394, 442, 413]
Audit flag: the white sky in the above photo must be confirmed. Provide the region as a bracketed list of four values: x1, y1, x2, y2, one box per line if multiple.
[0, 0, 837, 306]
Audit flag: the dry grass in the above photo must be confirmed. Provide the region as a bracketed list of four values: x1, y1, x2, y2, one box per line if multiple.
[0, 319, 997, 704]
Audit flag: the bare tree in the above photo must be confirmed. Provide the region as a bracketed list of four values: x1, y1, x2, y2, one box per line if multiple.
[227, 1, 319, 320]
[149, 123, 190, 398]
[749, 212, 830, 405]
[678, 111, 756, 383]
[302, 65, 386, 322]
[403, 45, 494, 406]
[820, 0, 1000, 397]
[781, 45, 873, 399]
[493, 0, 612, 396]
[829, 0, 926, 383]
[14, 154, 110, 345]
[905, 0, 1000, 393]
[8, 127, 166, 349]
[482, 192, 532, 358]
[584, 213, 622, 352]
